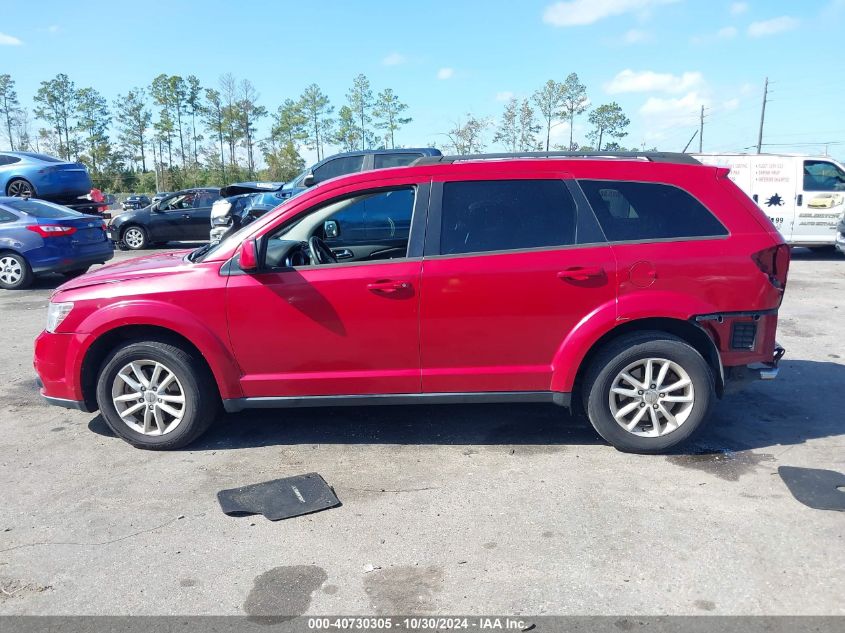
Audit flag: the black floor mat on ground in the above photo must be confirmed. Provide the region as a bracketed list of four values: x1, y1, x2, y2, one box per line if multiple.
[778, 466, 845, 512]
[217, 473, 341, 521]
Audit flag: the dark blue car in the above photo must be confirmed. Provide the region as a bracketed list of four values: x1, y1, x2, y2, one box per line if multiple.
[0, 152, 93, 203]
[0, 197, 114, 290]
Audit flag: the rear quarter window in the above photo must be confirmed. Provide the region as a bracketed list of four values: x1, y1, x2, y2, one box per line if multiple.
[0, 208, 17, 223]
[578, 180, 727, 242]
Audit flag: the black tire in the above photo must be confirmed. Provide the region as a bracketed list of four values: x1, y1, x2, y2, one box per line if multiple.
[121, 225, 149, 250]
[0, 251, 34, 290]
[62, 266, 90, 278]
[95, 339, 220, 450]
[582, 331, 715, 454]
[6, 178, 35, 197]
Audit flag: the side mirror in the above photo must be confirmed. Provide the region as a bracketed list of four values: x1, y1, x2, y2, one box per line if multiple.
[302, 172, 316, 187]
[324, 220, 339, 239]
[238, 238, 260, 273]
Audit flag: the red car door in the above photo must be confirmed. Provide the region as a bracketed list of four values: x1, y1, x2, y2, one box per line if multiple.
[226, 183, 426, 398]
[419, 173, 616, 394]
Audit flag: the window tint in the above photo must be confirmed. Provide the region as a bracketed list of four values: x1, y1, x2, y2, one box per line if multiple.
[0, 208, 17, 222]
[374, 153, 422, 169]
[2, 198, 83, 218]
[578, 180, 727, 242]
[312, 155, 365, 183]
[194, 191, 220, 207]
[803, 160, 845, 192]
[325, 188, 414, 243]
[0, 155, 21, 166]
[159, 193, 196, 211]
[439, 179, 577, 255]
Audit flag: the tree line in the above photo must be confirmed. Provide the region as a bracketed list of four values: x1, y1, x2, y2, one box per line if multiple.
[0, 71, 636, 193]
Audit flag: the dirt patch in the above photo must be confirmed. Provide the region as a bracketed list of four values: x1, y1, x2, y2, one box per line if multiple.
[364, 565, 443, 614]
[0, 577, 52, 601]
[243, 565, 327, 623]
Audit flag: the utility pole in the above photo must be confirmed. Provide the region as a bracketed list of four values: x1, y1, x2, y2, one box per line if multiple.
[699, 104, 705, 153]
[756, 77, 768, 154]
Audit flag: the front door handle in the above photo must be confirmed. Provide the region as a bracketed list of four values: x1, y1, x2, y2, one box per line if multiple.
[183, 214, 191, 219]
[367, 280, 411, 294]
[558, 266, 605, 281]
[332, 248, 354, 259]
[796, 194, 803, 207]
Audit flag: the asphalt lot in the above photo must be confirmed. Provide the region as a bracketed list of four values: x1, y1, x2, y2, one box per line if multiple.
[0, 245, 843, 616]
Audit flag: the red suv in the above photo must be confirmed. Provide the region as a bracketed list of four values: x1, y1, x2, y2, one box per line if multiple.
[34, 153, 788, 453]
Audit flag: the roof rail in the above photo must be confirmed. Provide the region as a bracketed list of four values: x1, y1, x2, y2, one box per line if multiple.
[411, 151, 701, 166]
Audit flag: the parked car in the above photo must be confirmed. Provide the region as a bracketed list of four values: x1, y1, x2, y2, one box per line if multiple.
[107, 187, 221, 249]
[210, 182, 286, 242]
[0, 196, 113, 290]
[121, 194, 151, 211]
[0, 151, 102, 213]
[35, 152, 788, 453]
[151, 192, 172, 204]
[278, 148, 442, 200]
[835, 215, 845, 254]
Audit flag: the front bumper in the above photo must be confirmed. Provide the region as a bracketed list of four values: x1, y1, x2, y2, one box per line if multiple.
[836, 231, 845, 254]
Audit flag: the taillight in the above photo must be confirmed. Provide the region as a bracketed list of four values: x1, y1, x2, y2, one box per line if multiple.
[27, 224, 77, 237]
[752, 244, 790, 289]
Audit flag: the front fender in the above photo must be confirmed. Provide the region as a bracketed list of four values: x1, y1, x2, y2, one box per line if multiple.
[70, 300, 243, 400]
[550, 291, 719, 392]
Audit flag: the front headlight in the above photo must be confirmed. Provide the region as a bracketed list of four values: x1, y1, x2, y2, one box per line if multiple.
[46, 301, 74, 333]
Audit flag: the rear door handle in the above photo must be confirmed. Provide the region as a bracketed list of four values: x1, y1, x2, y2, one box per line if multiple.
[367, 280, 411, 294]
[558, 266, 605, 281]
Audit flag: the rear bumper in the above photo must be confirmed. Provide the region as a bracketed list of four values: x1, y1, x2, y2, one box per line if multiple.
[724, 343, 785, 392]
[29, 249, 114, 275]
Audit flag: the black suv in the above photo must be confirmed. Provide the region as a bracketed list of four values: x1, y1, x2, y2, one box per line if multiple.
[108, 188, 221, 249]
[279, 148, 441, 199]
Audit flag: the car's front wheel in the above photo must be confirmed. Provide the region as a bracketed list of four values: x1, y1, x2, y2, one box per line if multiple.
[96, 339, 220, 449]
[121, 225, 148, 250]
[583, 332, 714, 454]
[0, 252, 34, 290]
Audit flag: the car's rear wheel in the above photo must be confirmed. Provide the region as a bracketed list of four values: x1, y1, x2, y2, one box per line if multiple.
[0, 252, 34, 290]
[96, 339, 220, 450]
[122, 225, 148, 250]
[583, 331, 714, 454]
[6, 178, 35, 197]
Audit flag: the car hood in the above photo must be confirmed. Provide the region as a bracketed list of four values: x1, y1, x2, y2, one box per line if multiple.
[56, 249, 193, 293]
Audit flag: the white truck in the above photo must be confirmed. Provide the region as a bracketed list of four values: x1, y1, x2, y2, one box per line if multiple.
[694, 153, 845, 251]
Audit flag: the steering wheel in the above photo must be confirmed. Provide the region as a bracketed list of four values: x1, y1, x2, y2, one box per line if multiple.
[308, 236, 338, 265]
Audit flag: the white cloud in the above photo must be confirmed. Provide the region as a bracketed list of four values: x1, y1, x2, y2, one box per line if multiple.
[542, 0, 679, 27]
[605, 69, 704, 94]
[748, 16, 800, 37]
[722, 98, 740, 111]
[0, 32, 22, 46]
[717, 26, 738, 39]
[437, 67, 454, 80]
[382, 52, 405, 66]
[729, 2, 749, 15]
[495, 91, 515, 102]
[622, 28, 650, 44]
[639, 91, 708, 127]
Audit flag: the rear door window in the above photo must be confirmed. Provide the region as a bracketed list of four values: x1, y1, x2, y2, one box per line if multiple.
[0, 155, 21, 166]
[312, 155, 366, 183]
[374, 153, 423, 169]
[438, 179, 577, 256]
[578, 180, 727, 242]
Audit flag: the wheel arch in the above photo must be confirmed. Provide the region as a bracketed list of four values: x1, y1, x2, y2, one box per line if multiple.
[563, 317, 724, 408]
[77, 317, 243, 411]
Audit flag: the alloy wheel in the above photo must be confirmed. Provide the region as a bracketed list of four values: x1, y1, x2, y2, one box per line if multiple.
[111, 359, 186, 436]
[123, 227, 145, 249]
[7, 180, 32, 197]
[608, 357, 695, 438]
[0, 255, 23, 286]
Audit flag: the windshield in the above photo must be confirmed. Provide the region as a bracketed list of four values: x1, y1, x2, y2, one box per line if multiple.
[191, 196, 295, 263]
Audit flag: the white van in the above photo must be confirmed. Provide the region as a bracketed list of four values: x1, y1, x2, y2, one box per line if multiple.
[694, 153, 845, 250]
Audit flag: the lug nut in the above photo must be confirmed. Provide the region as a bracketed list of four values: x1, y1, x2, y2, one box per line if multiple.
[650, 384, 656, 389]
[659, 393, 665, 398]
[639, 403, 645, 408]
[638, 390, 643, 395]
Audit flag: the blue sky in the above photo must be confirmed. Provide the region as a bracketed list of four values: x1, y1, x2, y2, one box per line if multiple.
[2, 0, 844, 163]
